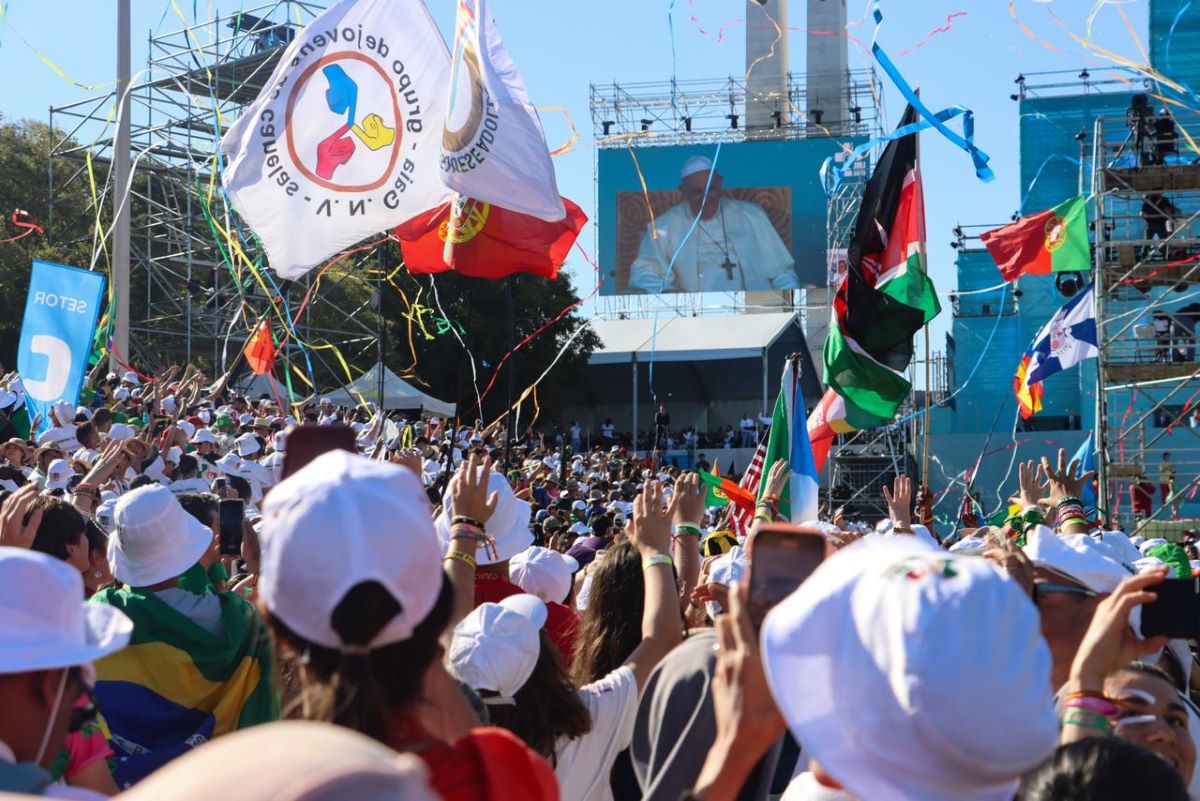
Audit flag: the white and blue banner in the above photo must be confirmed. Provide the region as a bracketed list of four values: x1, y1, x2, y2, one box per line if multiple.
[17, 260, 105, 436]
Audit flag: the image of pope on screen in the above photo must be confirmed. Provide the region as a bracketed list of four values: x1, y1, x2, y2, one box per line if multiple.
[627, 155, 798, 293]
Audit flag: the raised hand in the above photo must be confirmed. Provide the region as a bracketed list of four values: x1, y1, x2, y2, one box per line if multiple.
[0, 484, 43, 549]
[881, 474, 913, 532]
[448, 452, 499, 525]
[673, 472, 705, 526]
[1069, 568, 1169, 691]
[1041, 448, 1096, 506]
[1009, 459, 1048, 510]
[630, 480, 676, 557]
[762, 459, 791, 501]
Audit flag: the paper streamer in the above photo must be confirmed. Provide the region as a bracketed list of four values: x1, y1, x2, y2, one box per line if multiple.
[823, 2, 993, 196]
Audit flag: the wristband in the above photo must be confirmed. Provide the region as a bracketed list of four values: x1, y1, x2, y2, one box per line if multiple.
[1056, 496, 1083, 509]
[1063, 695, 1119, 717]
[1062, 709, 1112, 732]
[672, 523, 702, 538]
[642, 554, 674, 570]
[1060, 517, 1088, 529]
[443, 551, 477, 569]
[451, 515, 487, 532]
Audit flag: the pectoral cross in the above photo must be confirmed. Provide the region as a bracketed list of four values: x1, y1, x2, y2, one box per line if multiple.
[721, 258, 736, 280]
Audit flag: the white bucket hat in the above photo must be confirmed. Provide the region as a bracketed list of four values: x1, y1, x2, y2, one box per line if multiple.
[235, 433, 262, 457]
[449, 594, 547, 705]
[109, 485, 214, 587]
[0, 548, 132, 673]
[260, 450, 443, 651]
[1023, 526, 1134, 593]
[122, 370, 140, 386]
[51, 401, 75, 427]
[176, 420, 196, 440]
[509, 547, 579, 605]
[761, 537, 1058, 801]
[435, 469, 532, 566]
[191, 428, 219, 446]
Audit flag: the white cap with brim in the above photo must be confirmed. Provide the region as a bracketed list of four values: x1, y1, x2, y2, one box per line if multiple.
[45, 458, 74, 491]
[449, 594, 547, 704]
[509, 547, 579, 605]
[260, 451, 443, 651]
[0, 548, 132, 673]
[107, 423, 135, 442]
[761, 537, 1058, 801]
[680, 154, 714, 181]
[435, 469, 532, 566]
[109, 485, 214, 587]
[192, 428, 219, 446]
[236, 433, 262, 457]
[122, 370, 140, 385]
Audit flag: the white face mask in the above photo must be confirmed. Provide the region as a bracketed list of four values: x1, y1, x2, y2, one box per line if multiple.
[34, 668, 69, 767]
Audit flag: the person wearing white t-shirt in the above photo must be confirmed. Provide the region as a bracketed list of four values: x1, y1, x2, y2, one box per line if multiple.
[449, 479, 684, 801]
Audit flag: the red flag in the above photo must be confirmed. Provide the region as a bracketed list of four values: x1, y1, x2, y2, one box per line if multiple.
[243, 322, 276, 376]
[395, 196, 587, 280]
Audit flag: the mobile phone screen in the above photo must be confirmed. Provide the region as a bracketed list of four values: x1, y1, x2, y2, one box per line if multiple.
[747, 530, 826, 629]
[1141, 578, 1200, 640]
[218, 498, 245, 556]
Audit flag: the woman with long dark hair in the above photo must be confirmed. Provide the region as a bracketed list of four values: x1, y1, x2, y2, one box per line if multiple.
[450, 479, 684, 801]
[257, 450, 558, 801]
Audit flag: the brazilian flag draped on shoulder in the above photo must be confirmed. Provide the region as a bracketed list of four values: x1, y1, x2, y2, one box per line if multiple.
[88, 586, 279, 787]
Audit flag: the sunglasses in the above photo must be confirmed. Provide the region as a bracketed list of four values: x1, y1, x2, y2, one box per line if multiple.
[1032, 582, 1099, 604]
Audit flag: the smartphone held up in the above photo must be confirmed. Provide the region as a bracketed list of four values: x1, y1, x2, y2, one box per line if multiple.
[745, 524, 831, 630]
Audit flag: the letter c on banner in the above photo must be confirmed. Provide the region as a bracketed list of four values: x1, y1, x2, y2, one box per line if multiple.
[23, 334, 72, 402]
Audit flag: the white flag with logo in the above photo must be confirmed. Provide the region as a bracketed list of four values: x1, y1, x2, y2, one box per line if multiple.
[440, 0, 565, 222]
[221, 0, 453, 279]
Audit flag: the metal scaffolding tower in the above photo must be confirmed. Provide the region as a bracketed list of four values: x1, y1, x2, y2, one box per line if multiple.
[48, 2, 380, 388]
[1093, 112, 1200, 534]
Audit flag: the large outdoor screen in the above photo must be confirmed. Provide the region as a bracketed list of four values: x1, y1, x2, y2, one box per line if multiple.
[597, 138, 861, 295]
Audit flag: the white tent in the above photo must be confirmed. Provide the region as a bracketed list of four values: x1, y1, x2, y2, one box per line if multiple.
[319, 363, 455, 417]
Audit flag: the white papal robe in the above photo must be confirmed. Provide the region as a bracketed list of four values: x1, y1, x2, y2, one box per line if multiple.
[628, 198, 798, 293]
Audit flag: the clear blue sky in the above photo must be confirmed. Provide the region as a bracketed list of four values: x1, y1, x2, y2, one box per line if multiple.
[0, 0, 1150, 364]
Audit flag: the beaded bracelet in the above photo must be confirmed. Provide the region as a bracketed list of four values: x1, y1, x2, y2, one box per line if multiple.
[449, 523, 498, 562]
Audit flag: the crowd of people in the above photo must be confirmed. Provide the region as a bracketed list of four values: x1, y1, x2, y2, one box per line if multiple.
[3, 362, 1200, 800]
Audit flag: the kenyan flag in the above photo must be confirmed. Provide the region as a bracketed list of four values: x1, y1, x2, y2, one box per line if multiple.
[979, 196, 1090, 282]
[823, 105, 941, 421]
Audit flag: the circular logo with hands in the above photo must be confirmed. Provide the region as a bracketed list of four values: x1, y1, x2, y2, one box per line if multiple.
[285, 52, 402, 192]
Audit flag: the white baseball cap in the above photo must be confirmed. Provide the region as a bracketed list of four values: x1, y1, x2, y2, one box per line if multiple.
[509, 547, 579, 605]
[51, 401, 75, 427]
[191, 428, 219, 446]
[45, 458, 74, 491]
[571, 499, 587, 512]
[0, 548, 132, 673]
[107, 423, 135, 441]
[239, 413, 255, 426]
[435, 469, 532, 566]
[273, 431, 288, 453]
[114, 387, 131, 402]
[761, 538, 1057, 801]
[164, 446, 183, 465]
[235, 433, 262, 457]
[568, 522, 591, 537]
[449, 594, 547, 704]
[176, 421, 196, 440]
[260, 451, 443, 651]
[122, 370, 140, 385]
[198, 409, 212, 425]
[109, 485, 214, 587]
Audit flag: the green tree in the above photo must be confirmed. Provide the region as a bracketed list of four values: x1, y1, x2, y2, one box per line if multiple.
[0, 116, 95, 367]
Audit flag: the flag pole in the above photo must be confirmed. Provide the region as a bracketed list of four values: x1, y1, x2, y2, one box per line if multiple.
[914, 87, 932, 492]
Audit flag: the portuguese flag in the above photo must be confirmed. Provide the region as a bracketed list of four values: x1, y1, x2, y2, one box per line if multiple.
[823, 105, 941, 421]
[698, 465, 757, 513]
[979, 196, 1090, 282]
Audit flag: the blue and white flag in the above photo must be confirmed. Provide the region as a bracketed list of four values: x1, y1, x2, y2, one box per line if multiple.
[1071, 432, 1097, 507]
[762, 358, 820, 523]
[18, 260, 105, 436]
[1026, 284, 1098, 386]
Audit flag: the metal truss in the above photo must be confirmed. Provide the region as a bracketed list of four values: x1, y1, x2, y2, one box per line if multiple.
[589, 70, 883, 321]
[48, 1, 381, 388]
[1093, 113, 1200, 533]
